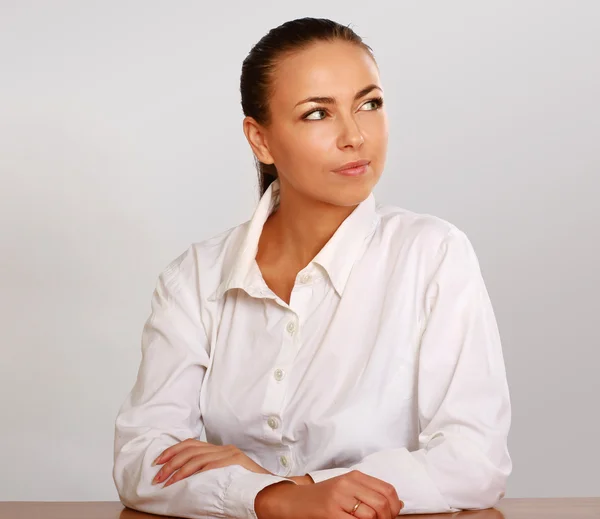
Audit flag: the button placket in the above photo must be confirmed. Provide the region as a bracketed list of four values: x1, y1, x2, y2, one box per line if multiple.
[262, 312, 300, 439]
[286, 320, 297, 336]
[276, 448, 293, 475]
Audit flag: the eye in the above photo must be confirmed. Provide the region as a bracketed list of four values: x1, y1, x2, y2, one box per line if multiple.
[303, 108, 328, 121]
[361, 96, 384, 111]
[301, 97, 384, 121]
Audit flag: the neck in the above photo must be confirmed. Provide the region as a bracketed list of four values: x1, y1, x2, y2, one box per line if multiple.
[259, 184, 358, 269]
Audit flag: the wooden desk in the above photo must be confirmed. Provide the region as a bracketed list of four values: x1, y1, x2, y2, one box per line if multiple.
[1, 499, 598, 518]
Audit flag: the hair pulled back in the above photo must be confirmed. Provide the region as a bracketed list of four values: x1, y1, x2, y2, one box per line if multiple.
[240, 17, 375, 197]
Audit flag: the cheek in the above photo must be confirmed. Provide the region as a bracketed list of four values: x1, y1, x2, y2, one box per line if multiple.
[375, 128, 388, 156]
[272, 116, 387, 177]
[279, 126, 331, 168]
[363, 113, 388, 139]
[368, 118, 389, 157]
[297, 123, 332, 149]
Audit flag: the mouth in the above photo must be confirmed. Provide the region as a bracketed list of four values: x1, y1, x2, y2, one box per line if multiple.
[332, 159, 371, 176]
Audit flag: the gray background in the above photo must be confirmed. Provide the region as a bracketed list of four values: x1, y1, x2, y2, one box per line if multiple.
[1, 0, 598, 501]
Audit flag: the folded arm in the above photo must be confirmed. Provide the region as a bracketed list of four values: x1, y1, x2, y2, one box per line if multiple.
[113, 252, 295, 519]
[307, 228, 512, 514]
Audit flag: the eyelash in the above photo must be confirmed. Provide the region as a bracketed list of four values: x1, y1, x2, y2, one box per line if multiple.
[302, 96, 384, 121]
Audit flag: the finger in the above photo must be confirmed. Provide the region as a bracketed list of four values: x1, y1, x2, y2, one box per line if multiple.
[153, 438, 210, 465]
[154, 444, 237, 484]
[163, 451, 236, 487]
[340, 495, 377, 519]
[351, 485, 394, 519]
[351, 472, 403, 516]
[353, 503, 379, 519]
[153, 446, 207, 484]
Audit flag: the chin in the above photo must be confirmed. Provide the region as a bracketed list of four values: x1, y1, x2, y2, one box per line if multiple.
[321, 182, 375, 208]
[336, 174, 379, 204]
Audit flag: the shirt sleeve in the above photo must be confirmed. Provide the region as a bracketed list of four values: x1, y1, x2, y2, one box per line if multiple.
[307, 227, 512, 515]
[112, 250, 296, 519]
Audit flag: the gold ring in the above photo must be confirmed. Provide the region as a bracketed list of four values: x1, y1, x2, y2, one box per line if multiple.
[351, 499, 362, 515]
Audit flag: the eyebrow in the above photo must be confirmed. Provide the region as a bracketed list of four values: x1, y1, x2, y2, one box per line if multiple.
[294, 84, 383, 108]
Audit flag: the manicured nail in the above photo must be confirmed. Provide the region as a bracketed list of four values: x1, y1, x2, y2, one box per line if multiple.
[152, 456, 161, 466]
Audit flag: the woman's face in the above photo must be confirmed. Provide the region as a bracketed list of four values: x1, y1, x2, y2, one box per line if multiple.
[247, 40, 389, 207]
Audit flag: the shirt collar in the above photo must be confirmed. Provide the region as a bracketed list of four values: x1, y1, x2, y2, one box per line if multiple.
[209, 178, 379, 301]
[311, 190, 378, 296]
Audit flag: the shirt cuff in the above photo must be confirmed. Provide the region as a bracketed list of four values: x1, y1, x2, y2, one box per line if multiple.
[222, 471, 298, 519]
[307, 467, 351, 484]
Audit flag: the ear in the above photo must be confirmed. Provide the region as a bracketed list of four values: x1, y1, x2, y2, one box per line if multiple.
[243, 116, 275, 165]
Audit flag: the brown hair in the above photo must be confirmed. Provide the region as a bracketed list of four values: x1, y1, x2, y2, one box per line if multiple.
[239, 17, 376, 197]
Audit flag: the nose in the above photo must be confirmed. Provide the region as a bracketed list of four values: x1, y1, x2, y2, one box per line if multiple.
[336, 115, 365, 149]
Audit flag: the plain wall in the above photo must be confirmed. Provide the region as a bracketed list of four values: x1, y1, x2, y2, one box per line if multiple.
[1, 0, 598, 500]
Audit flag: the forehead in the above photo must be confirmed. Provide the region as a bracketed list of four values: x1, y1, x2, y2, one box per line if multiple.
[270, 40, 380, 108]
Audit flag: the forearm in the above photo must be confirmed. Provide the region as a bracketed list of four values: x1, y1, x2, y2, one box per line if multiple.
[114, 431, 296, 519]
[255, 475, 314, 518]
[255, 480, 298, 519]
[307, 439, 509, 513]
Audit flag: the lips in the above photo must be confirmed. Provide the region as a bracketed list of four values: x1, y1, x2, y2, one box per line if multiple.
[332, 159, 371, 172]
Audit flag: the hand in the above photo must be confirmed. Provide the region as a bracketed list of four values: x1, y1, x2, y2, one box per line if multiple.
[151, 438, 272, 487]
[255, 470, 404, 519]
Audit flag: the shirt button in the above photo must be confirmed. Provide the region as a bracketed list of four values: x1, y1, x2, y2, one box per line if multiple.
[267, 417, 279, 430]
[280, 455, 289, 468]
[286, 321, 297, 336]
[274, 368, 285, 381]
[299, 273, 312, 284]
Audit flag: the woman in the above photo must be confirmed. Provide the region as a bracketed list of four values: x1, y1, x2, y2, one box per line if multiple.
[113, 17, 512, 519]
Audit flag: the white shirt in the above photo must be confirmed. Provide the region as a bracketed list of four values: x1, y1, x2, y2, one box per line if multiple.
[113, 179, 512, 518]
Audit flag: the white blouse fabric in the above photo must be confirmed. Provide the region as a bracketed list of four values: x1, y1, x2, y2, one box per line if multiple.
[113, 179, 512, 518]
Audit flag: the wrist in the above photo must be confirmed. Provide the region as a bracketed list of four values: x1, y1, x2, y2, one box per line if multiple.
[255, 481, 297, 519]
[287, 474, 315, 485]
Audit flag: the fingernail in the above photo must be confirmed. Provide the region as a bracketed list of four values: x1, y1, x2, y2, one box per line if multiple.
[399, 500, 404, 510]
[152, 456, 161, 466]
